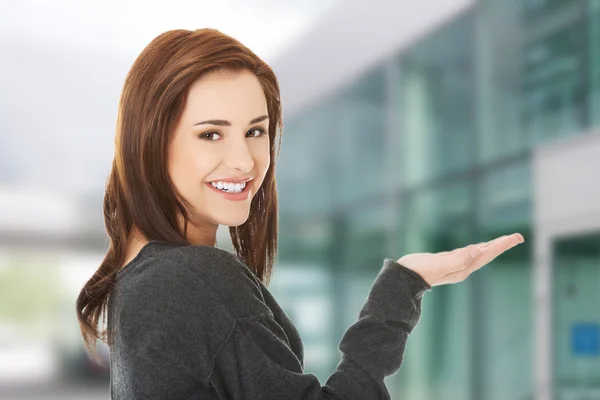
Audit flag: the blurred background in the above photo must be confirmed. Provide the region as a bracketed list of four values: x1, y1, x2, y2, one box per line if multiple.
[0, 0, 599, 399]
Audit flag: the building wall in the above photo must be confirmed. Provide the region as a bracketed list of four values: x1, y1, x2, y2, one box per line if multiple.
[272, 1, 600, 399]
[534, 129, 600, 400]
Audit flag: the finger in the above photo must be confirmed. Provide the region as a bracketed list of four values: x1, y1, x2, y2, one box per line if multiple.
[474, 234, 523, 253]
[438, 239, 489, 257]
[465, 234, 523, 275]
[433, 234, 525, 285]
[478, 237, 503, 249]
[453, 235, 515, 271]
[432, 248, 480, 285]
[438, 236, 505, 257]
[437, 233, 523, 259]
[477, 234, 523, 265]
[435, 235, 521, 285]
[476, 235, 513, 250]
[459, 244, 482, 268]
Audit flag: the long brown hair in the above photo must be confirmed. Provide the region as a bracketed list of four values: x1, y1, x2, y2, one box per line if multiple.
[75, 28, 283, 362]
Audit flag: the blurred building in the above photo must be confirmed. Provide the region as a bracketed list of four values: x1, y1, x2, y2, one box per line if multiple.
[270, 0, 600, 400]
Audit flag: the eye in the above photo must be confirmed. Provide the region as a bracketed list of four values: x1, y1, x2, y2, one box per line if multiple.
[247, 127, 266, 138]
[198, 131, 221, 141]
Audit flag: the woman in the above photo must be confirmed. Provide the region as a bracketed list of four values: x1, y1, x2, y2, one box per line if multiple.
[76, 28, 524, 399]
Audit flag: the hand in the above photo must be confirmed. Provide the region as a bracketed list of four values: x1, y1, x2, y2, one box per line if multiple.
[396, 233, 525, 287]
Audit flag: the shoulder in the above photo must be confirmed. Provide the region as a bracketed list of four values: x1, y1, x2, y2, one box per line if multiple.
[116, 241, 272, 320]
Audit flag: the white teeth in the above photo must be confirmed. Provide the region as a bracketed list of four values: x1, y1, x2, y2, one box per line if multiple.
[210, 181, 247, 193]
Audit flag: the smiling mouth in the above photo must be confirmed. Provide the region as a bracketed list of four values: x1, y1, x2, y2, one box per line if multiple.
[209, 181, 249, 193]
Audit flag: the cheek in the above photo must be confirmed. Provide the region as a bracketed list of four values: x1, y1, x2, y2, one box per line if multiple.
[256, 148, 271, 191]
[167, 159, 189, 197]
[168, 147, 212, 193]
[256, 140, 271, 174]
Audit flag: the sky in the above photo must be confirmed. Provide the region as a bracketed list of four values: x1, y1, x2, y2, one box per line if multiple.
[1, 0, 338, 60]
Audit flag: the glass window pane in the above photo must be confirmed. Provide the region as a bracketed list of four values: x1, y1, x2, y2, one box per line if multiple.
[277, 101, 339, 217]
[476, 0, 588, 164]
[478, 160, 532, 229]
[521, 12, 587, 142]
[477, 160, 534, 400]
[392, 178, 473, 398]
[278, 215, 334, 264]
[342, 202, 390, 271]
[332, 67, 388, 206]
[397, 14, 475, 186]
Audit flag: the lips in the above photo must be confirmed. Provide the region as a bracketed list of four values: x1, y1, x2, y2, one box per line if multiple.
[208, 177, 254, 184]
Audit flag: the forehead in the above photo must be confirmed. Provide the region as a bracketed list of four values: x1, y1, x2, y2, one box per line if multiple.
[183, 69, 268, 121]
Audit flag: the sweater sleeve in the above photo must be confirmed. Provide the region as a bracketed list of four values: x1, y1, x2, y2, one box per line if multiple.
[209, 258, 432, 400]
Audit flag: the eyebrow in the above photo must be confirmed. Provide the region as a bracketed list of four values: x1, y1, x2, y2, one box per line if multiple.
[193, 115, 269, 127]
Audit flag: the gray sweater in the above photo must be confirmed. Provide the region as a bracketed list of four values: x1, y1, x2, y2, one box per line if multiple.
[107, 240, 431, 399]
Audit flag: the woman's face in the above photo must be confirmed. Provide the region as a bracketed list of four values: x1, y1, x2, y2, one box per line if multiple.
[167, 69, 271, 230]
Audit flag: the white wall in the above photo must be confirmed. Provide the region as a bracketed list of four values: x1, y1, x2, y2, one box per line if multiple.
[533, 129, 600, 400]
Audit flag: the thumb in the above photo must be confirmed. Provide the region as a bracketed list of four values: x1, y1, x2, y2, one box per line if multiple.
[460, 244, 481, 267]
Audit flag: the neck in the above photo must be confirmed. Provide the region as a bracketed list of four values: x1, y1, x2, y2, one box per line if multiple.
[178, 214, 218, 246]
[123, 217, 219, 268]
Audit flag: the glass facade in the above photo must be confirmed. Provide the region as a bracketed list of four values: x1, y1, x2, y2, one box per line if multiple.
[274, 1, 600, 399]
[398, 13, 475, 186]
[476, 0, 591, 163]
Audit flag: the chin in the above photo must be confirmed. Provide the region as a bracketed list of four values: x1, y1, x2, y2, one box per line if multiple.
[217, 213, 250, 228]
[221, 220, 249, 228]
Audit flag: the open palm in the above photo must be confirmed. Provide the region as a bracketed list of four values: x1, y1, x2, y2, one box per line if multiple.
[397, 233, 525, 287]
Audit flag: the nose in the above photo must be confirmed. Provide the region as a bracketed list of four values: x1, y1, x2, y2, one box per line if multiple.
[223, 136, 255, 173]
